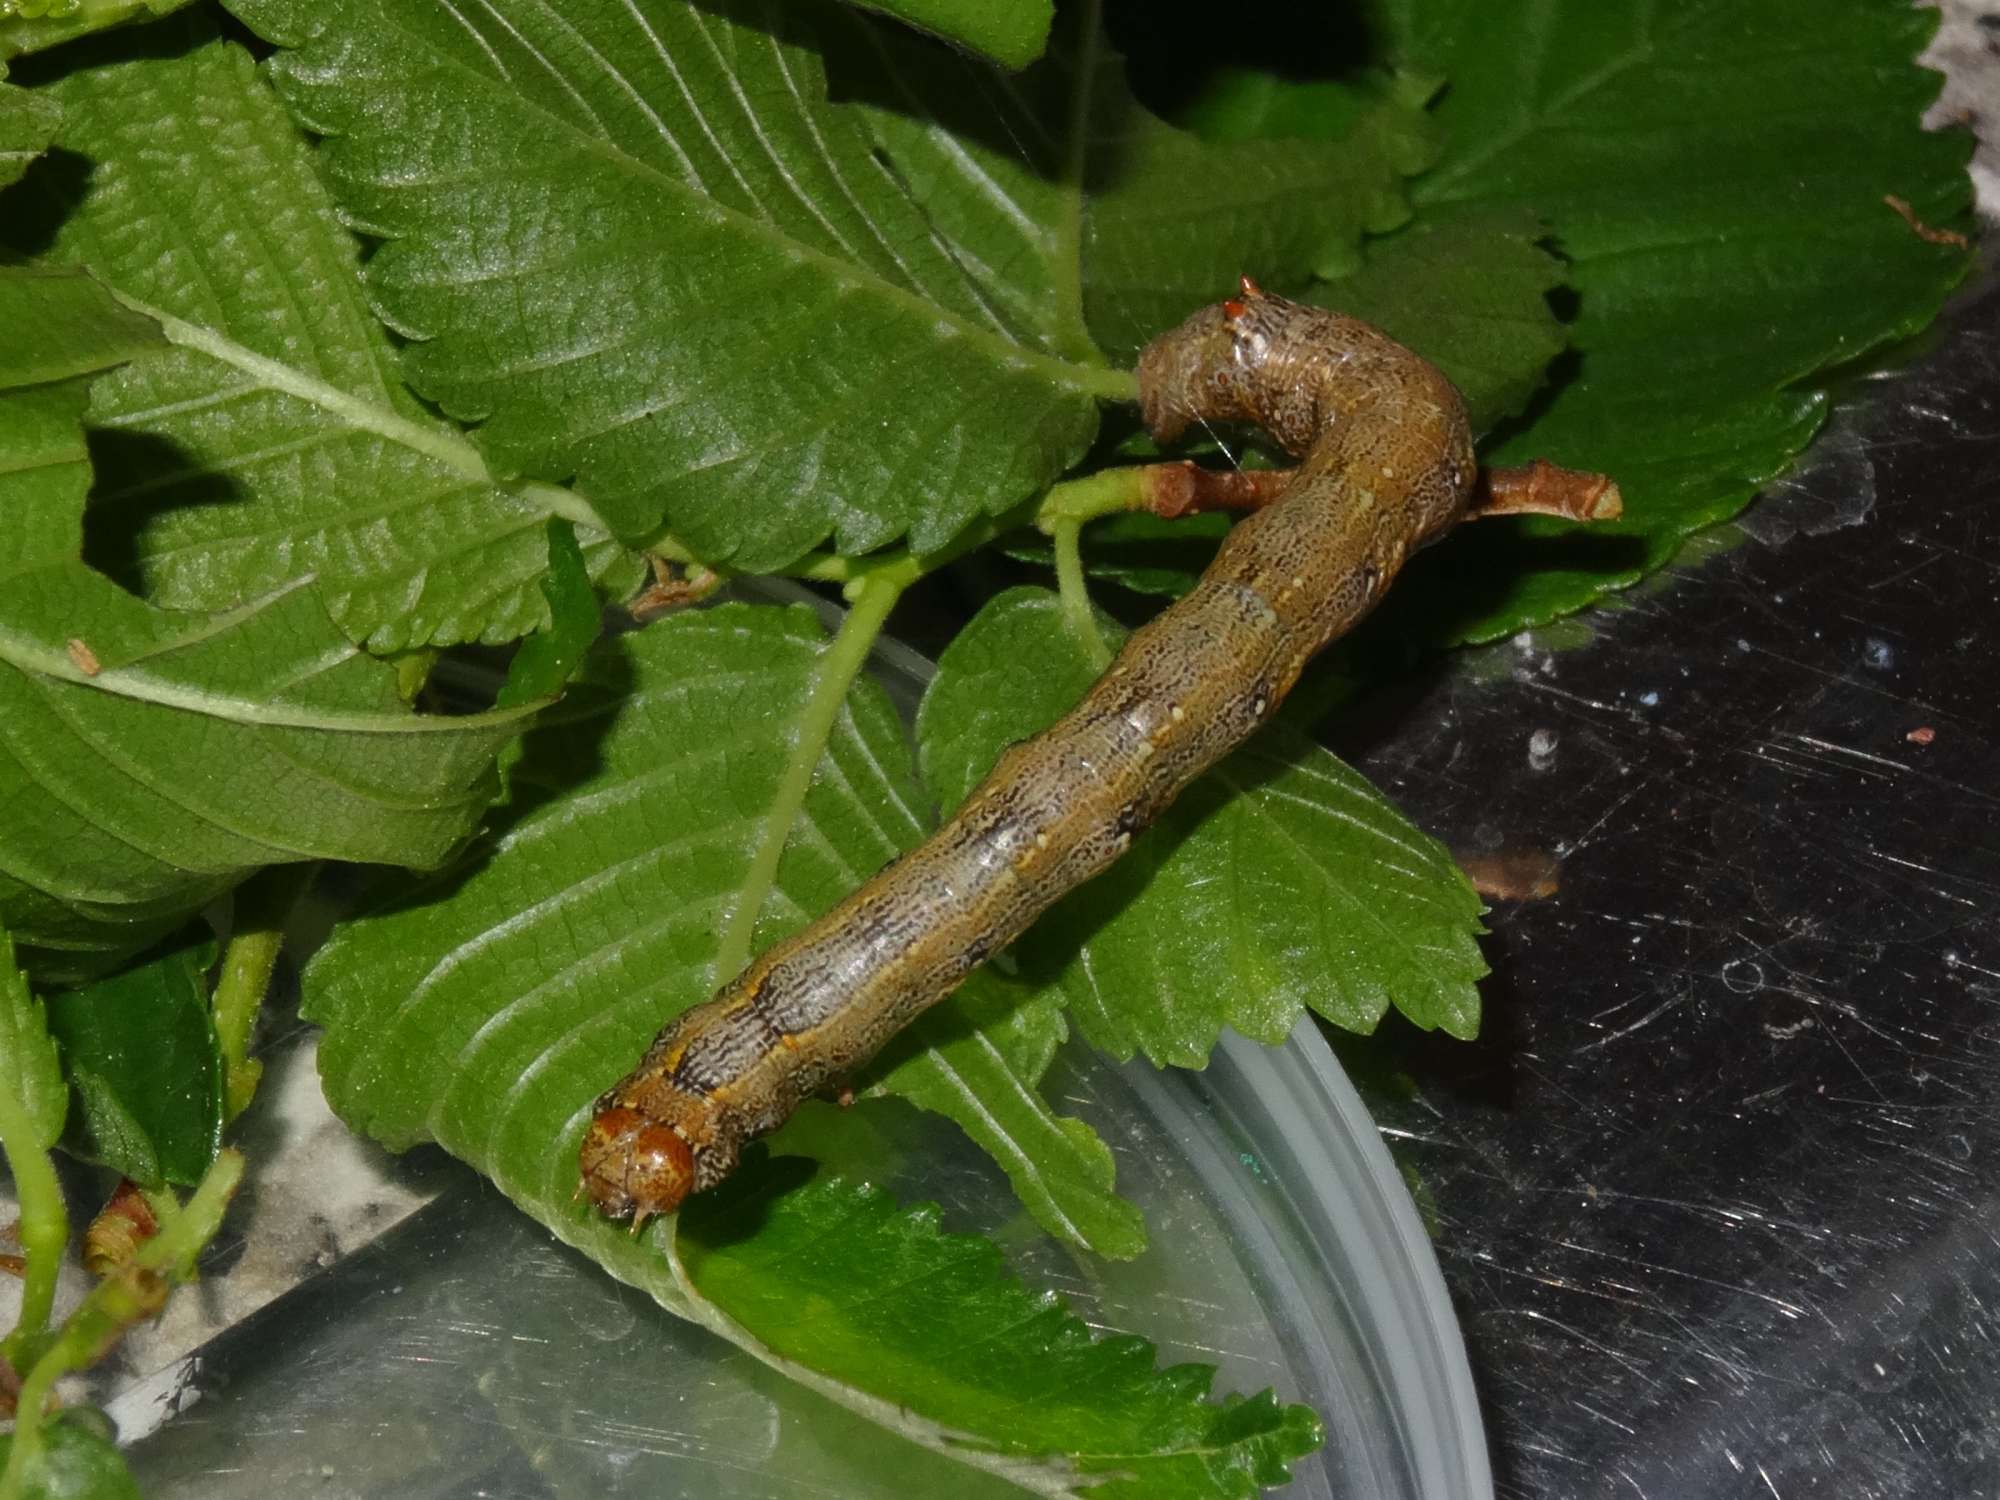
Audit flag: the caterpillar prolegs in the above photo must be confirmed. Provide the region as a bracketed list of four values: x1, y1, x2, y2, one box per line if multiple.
[580, 281, 1598, 1224]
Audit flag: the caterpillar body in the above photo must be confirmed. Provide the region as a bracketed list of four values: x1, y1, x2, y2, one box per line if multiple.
[580, 282, 1477, 1224]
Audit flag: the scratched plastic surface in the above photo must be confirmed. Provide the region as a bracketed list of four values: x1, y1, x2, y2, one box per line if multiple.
[115, 1032, 1485, 1497]
[1316, 259, 2000, 1499]
[113, 586, 1490, 1499]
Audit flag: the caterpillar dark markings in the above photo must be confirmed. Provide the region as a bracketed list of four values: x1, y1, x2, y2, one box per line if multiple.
[580, 280, 1579, 1226]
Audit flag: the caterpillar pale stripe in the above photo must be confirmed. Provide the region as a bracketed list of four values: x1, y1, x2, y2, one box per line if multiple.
[581, 281, 1565, 1224]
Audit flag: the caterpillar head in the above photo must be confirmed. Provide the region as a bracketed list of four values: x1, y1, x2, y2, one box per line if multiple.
[578, 1104, 696, 1226]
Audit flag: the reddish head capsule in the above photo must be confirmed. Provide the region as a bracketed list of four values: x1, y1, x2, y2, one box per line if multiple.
[578, 1105, 695, 1222]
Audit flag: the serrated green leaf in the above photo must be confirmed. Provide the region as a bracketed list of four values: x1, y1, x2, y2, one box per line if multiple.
[1081, 65, 1436, 358]
[813, 9, 1100, 364]
[304, 601, 1136, 1254]
[918, 589, 1485, 1063]
[1367, 0, 1975, 645]
[495, 519, 601, 708]
[830, 7, 1436, 368]
[0, 925, 66, 1150]
[676, 1171, 1323, 1498]
[836, 0, 1052, 70]
[9, 30, 643, 651]
[861, 968, 1147, 1258]
[1318, 204, 1566, 434]
[225, 0, 1120, 571]
[0, 0, 196, 61]
[43, 932, 221, 1185]
[0, 266, 163, 387]
[0, 76, 60, 187]
[0, 367, 528, 981]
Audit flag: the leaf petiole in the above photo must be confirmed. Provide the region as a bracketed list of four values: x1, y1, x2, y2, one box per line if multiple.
[0, 929, 67, 1378]
[1050, 517, 1111, 669]
[212, 864, 317, 1123]
[0, 1087, 65, 1376]
[655, 462, 1152, 603]
[1034, 465, 1149, 531]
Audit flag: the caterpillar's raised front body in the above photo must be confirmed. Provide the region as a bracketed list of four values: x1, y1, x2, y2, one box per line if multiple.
[580, 283, 1476, 1223]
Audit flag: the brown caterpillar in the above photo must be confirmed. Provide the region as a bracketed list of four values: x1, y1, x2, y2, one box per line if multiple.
[581, 281, 1487, 1224]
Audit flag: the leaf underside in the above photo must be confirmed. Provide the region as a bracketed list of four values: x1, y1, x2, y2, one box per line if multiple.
[677, 1170, 1324, 1500]
[7, 30, 644, 654]
[225, 0, 1112, 569]
[0, 269, 527, 979]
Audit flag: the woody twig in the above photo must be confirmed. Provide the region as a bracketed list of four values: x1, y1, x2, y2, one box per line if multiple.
[1121, 456, 1621, 526]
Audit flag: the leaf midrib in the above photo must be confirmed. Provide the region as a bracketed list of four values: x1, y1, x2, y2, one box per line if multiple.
[355, 2, 1133, 405]
[1414, 0, 1721, 203]
[1050, 0, 1100, 361]
[0, 576, 537, 734]
[843, 9, 1096, 365]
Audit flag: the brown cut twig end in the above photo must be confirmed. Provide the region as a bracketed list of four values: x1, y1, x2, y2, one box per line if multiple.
[1471, 459, 1624, 525]
[631, 556, 722, 621]
[1140, 461, 1287, 520]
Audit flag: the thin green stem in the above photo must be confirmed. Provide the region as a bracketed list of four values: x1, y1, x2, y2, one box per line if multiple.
[212, 864, 316, 1123]
[0, 1089, 65, 1372]
[757, 463, 1149, 598]
[1051, 518, 1112, 670]
[1056, 362, 1139, 402]
[711, 572, 907, 983]
[137, 1186, 186, 1272]
[0, 1151, 242, 1500]
[143, 1156, 237, 1268]
[836, 506, 1019, 598]
[3, 1321, 85, 1498]
[1035, 466, 1149, 531]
